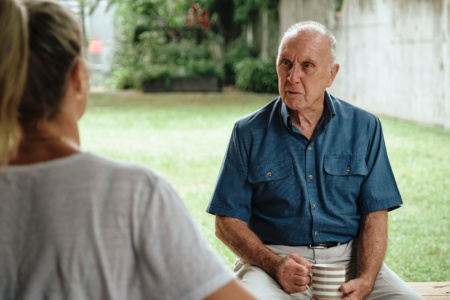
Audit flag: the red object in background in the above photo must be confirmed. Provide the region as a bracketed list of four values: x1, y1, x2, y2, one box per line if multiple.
[89, 38, 103, 54]
[186, 3, 210, 31]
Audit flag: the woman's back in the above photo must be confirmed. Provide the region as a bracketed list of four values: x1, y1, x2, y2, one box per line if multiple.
[0, 0, 256, 299]
[0, 153, 232, 299]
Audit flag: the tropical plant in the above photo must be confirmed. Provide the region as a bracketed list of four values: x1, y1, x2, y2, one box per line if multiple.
[234, 56, 278, 94]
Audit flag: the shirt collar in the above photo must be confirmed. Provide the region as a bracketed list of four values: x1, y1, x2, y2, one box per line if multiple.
[281, 91, 336, 132]
[280, 99, 292, 130]
[323, 91, 336, 125]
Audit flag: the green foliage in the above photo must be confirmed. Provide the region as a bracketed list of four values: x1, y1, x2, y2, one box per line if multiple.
[234, 57, 278, 93]
[114, 0, 189, 29]
[110, 0, 222, 89]
[109, 0, 282, 92]
[111, 36, 222, 89]
[140, 38, 222, 81]
[222, 39, 253, 85]
[233, 0, 278, 23]
[109, 67, 135, 90]
[334, 0, 347, 12]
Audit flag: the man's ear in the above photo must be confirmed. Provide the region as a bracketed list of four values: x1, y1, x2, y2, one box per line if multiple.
[326, 63, 340, 88]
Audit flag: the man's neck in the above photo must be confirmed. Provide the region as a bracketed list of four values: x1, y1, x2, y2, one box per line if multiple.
[289, 104, 324, 140]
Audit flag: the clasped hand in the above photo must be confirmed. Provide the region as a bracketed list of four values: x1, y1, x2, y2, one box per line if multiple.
[274, 253, 374, 299]
[274, 253, 313, 294]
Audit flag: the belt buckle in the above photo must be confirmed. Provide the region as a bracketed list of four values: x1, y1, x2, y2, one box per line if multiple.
[308, 245, 326, 249]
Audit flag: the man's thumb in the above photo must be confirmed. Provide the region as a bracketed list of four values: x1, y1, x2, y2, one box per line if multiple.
[340, 279, 357, 295]
[287, 253, 313, 268]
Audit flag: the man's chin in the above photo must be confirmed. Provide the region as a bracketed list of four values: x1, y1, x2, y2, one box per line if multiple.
[283, 94, 305, 104]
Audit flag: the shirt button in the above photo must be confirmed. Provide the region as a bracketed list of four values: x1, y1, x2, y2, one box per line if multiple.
[315, 231, 319, 236]
[312, 204, 316, 209]
[308, 146, 312, 150]
[267, 171, 272, 177]
[346, 166, 351, 172]
[308, 175, 313, 180]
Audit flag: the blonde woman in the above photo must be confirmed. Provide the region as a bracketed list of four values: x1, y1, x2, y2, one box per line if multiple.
[0, 1, 255, 299]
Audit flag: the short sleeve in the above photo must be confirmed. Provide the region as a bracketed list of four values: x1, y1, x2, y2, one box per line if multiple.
[137, 176, 233, 300]
[359, 118, 403, 214]
[206, 122, 253, 223]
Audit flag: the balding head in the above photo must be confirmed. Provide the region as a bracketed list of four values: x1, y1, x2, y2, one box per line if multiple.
[278, 21, 337, 68]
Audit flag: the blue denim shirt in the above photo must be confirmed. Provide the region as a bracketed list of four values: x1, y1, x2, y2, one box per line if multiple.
[206, 92, 402, 246]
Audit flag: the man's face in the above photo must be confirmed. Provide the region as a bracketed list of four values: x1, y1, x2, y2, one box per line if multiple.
[276, 29, 339, 113]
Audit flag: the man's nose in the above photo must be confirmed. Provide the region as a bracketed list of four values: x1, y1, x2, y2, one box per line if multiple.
[287, 65, 301, 84]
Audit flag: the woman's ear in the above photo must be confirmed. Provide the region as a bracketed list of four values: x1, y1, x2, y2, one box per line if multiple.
[70, 59, 89, 98]
[69, 58, 89, 118]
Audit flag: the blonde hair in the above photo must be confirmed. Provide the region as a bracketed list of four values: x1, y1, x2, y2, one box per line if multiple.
[20, 0, 84, 124]
[0, 0, 84, 164]
[0, 0, 28, 165]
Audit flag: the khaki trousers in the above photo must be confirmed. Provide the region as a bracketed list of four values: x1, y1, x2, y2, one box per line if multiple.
[234, 241, 423, 300]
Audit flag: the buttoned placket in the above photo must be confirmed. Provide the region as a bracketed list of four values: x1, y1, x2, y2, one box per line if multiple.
[287, 113, 324, 244]
[305, 141, 321, 244]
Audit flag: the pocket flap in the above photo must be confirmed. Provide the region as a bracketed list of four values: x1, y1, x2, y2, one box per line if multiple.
[248, 159, 293, 183]
[324, 155, 368, 176]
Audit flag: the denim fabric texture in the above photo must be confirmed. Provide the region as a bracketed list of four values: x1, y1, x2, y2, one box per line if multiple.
[206, 91, 402, 245]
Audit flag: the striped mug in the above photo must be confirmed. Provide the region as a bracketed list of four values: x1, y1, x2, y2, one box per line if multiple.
[311, 264, 346, 299]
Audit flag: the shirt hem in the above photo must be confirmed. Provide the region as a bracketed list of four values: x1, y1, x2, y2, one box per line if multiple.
[206, 204, 250, 223]
[359, 197, 403, 214]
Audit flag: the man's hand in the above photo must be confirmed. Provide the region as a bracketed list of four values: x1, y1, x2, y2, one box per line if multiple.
[274, 253, 312, 294]
[340, 277, 373, 300]
[310, 277, 372, 300]
[215, 216, 313, 295]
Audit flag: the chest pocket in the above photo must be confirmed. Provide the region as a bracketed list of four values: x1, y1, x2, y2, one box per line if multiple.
[323, 155, 368, 205]
[248, 158, 293, 183]
[324, 155, 368, 176]
[247, 158, 297, 217]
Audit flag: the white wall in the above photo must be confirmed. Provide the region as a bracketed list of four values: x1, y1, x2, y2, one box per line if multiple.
[279, 0, 336, 37]
[280, 0, 450, 130]
[85, 1, 116, 76]
[57, 0, 116, 85]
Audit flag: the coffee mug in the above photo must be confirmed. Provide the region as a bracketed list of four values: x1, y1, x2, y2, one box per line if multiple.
[311, 264, 346, 299]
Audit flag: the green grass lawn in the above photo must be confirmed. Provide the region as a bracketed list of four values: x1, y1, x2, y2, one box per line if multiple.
[80, 91, 449, 282]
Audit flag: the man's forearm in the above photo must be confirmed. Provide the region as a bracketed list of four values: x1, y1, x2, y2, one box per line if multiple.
[215, 215, 282, 278]
[357, 209, 388, 286]
[216, 215, 313, 294]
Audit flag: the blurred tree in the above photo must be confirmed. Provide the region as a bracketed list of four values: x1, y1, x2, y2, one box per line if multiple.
[207, 0, 278, 52]
[88, 0, 280, 92]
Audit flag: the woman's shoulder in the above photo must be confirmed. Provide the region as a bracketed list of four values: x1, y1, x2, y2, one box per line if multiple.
[80, 152, 168, 185]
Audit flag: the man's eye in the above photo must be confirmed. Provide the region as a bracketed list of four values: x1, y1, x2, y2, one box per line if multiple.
[280, 59, 291, 67]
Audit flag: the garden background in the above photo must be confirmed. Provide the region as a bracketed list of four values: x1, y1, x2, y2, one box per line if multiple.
[61, 0, 449, 282]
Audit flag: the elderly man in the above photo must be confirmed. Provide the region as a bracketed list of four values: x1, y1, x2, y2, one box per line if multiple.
[206, 21, 423, 300]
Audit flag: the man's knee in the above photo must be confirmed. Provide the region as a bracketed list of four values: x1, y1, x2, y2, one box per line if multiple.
[368, 263, 425, 300]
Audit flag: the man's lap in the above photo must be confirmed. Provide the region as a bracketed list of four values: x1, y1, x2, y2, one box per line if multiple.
[234, 242, 423, 300]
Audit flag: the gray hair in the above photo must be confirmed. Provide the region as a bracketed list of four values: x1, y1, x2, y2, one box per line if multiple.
[277, 21, 337, 66]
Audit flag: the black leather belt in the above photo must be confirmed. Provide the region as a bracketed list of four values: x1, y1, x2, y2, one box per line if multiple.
[308, 242, 342, 249]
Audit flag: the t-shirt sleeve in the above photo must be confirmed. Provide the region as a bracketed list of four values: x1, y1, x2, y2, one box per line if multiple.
[206, 122, 253, 223]
[359, 117, 403, 214]
[136, 175, 234, 300]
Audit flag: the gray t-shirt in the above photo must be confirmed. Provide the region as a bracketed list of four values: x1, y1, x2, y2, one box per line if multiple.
[0, 152, 232, 299]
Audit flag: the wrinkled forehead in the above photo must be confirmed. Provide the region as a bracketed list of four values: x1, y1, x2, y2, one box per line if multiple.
[278, 28, 331, 59]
